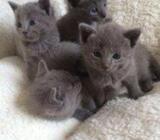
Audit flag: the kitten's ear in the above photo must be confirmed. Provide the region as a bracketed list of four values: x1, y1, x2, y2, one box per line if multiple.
[50, 88, 63, 105]
[79, 23, 96, 44]
[36, 59, 49, 77]
[50, 88, 57, 101]
[8, 1, 19, 12]
[38, 0, 50, 15]
[124, 28, 141, 47]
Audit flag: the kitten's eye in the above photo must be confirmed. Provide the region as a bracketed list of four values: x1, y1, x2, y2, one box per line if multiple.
[112, 53, 121, 60]
[29, 20, 35, 26]
[17, 22, 22, 28]
[93, 51, 101, 58]
[104, 3, 106, 7]
[90, 7, 98, 16]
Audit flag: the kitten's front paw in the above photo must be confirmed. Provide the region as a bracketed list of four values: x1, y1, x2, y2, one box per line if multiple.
[103, 86, 117, 101]
[129, 91, 144, 100]
[140, 80, 153, 92]
[73, 108, 93, 121]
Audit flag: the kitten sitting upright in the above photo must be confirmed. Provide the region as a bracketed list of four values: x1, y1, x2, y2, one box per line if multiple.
[79, 22, 160, 100]
[9, 0, 81, 81]
[9, 0, 58, 80]
[57, 0, 107, 43]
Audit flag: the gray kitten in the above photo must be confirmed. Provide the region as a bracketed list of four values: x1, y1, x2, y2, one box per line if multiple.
[9, 0, 80, 81]
[9, 0, 58, 44]
[79, 22, 160, 100]
[57, 0, 108, 43]
[29, 60, 96, 120]
[29, 60, 82, 120]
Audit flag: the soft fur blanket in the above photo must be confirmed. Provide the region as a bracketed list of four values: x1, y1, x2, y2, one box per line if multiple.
[67, 83, 160, 140]
[0, 0, 160, 140]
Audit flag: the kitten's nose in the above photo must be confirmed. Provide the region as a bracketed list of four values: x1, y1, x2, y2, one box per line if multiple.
[101, 12, 106, 18]
[22, 31, 28, 35]
[102, 60, 110, 70]
[104, 65, 109, 69]
[102, 64, 109, 70]
[100, 11, 106, 18]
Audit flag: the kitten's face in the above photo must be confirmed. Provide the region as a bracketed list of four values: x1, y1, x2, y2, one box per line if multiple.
[83, 31, 131, 74]
[78, 0, 107, 21]
[9, 0, 54, 43]
[30, 61, 81, 120]
[80, 23, 141, 75]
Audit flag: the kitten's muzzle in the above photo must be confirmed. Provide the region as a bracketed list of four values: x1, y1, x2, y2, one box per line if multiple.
[102, 64, 109, 70]
[100, 12, 106, 18]
[22, 31, 28, 36]
[99, 10, 106, 18]
[101, 61, 110, 70]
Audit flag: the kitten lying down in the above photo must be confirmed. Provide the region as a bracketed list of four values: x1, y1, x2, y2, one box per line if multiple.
[28, 60, 96, 121]
[79, 22, 160, 100]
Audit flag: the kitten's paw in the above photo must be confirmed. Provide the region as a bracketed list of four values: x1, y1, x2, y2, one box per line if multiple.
[73, 108, 93, 121]
[129, 91, 144, 100]
[140, 80, 153, 92]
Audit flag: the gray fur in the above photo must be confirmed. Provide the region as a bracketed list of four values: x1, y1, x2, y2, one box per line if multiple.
[57, 0, 108, 43]
[29, 60, 97, 121]
[29, 60, 82, 120]
[79, 22, 158, 100]
[9, 0, 81, 81]
[24, 41, 81, 81]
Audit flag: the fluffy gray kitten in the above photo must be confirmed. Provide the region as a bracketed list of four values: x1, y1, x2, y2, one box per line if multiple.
[57, 0, 108, 43]
[29, 60, 96, 121]
[79, 22, 160, 100]
[29, 60, 81, 120]
[9, 0, 80, 81]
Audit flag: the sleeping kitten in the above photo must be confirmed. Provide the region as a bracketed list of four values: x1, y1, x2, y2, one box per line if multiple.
[9, 0, 81, 81]
[79, 22, 160, 100]
[29, 60, 96, 120]
[29, 60, 82, 120]
[57, 0, 107, 43]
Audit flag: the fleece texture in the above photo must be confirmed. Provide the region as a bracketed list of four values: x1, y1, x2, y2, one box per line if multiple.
[67, 84, 160, 140]
[0, 0, 160, 140]
[107, 0, 160, 59]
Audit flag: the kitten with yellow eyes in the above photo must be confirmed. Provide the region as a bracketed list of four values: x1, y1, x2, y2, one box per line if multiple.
[9, 0, 81, 81]
[57, 0, 108, 43]
[79, 22, 160, 100]
[29, 60, 96, 121]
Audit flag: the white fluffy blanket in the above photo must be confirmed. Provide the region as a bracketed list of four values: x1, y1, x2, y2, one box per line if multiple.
[0, 0, 160, 140]
[67, 83, 160, 140]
